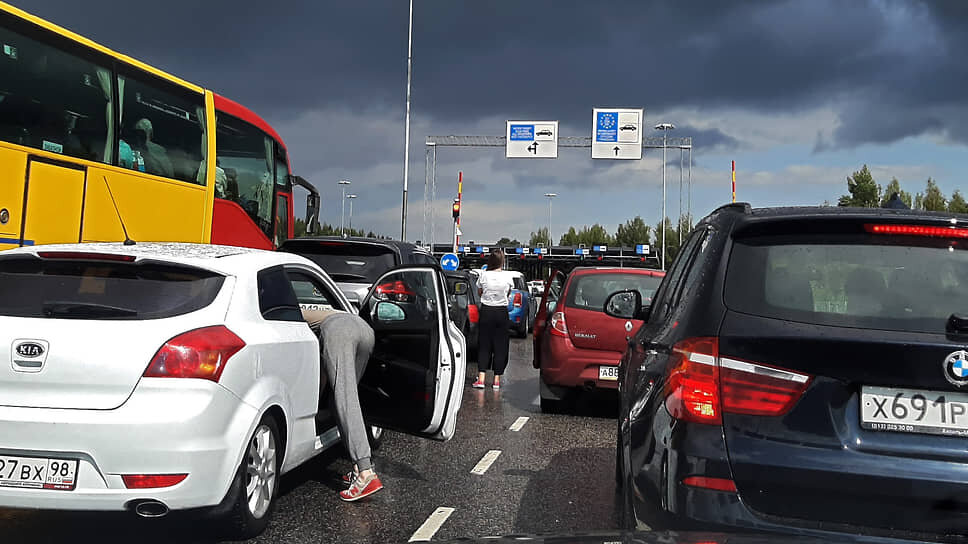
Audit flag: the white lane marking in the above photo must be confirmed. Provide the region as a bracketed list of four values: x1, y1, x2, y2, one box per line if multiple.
[509, 416, 529, 432]
[409, 506, 455, 542]
[470, 449, 502, 475]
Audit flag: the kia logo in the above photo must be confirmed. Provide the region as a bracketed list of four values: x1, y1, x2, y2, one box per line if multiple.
[16, 342, 44, 358]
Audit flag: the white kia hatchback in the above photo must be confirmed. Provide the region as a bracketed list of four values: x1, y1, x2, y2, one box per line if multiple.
[0, 243, 465, 538]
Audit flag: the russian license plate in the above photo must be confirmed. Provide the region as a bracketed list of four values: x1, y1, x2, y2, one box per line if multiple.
[0, 455, 78, 490]
[861, 386, 968, 437]
[599, 365, 619, 381]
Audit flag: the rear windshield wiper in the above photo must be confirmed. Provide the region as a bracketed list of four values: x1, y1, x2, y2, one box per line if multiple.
[42, 302, 139, 319]
[328, 273, 370, 282]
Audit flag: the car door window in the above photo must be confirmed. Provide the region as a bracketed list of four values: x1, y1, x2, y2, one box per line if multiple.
[649, 230, 704, 322]
[672, 228, 711, 307]
[545, 272, 565, 314]
[257, 266, 303, 321]
[285, 270, 343, 312]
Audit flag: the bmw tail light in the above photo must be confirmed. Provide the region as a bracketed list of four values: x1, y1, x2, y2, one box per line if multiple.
[664, 337, 721, 424]
[865, 223, 968, 239]
[681, 476, 737, 492]
[468, 304, 479, 324]
[550, 311, 568, 337]
[375, 280, 416, 302]
[513, 292, 523, 308]
[143, 326, 244, 382]
[720, 358, 811, 416]
[663, 337, 812, 425]
[122, 474, 188, 489]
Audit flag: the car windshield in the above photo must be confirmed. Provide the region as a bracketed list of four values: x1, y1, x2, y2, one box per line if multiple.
[0, 256, 224, 320]
[726, 233, 968, 334]
[566, 273, 662, 312]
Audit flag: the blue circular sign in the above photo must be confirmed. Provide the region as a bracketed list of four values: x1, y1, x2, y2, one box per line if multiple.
[440, 253, 460, 271]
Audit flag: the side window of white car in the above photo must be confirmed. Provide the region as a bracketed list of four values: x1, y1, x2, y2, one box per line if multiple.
[286, 270, 343, 313]
[257, 266, 304, 322]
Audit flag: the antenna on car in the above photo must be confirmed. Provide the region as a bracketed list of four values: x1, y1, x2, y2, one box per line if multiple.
[103, 176, 136, 246]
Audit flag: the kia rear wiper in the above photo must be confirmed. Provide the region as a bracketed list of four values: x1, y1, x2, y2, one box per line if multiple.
[42, 302, 139, 319]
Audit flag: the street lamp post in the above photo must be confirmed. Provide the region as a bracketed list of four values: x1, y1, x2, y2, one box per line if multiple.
[654, 123, 675, 270]
[338, 180, 351, 236]
[400, 0, 414, 241]
[348, 195, 358, 232]
[544, 192, 557, 246]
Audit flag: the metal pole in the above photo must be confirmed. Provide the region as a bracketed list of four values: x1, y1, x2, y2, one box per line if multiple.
[688, 147, 692, 229]
[400, 0, 414, 241]
[423, 146, 429, 244]
[678, 147, 683, 246]
[431, 144, 437, 250]
[340, 185, 346, 236]
[548, 198, 553, 245]
[349, 199, 354, 231]
[661, 134, 666, 271]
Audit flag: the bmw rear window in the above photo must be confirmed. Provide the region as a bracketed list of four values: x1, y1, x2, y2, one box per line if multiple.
[725, 232, 968, 333]
[280, 241, 397, 284]
[0, 256, 225, 320]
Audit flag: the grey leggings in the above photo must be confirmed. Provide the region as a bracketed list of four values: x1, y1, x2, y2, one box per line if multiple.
[319, 313, 376, 472]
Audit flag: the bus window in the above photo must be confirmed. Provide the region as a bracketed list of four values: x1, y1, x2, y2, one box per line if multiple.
[275, 194, 289, 246]
[0, 24, 113, 163]
[274, 143, 288, 187]
[117, 71, 205, 183]
[215, 113, 275, 241]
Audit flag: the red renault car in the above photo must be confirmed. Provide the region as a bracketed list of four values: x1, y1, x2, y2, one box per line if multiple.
[533, 267, 664, 412]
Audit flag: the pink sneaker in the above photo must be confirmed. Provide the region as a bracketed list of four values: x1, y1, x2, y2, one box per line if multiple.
[492, 381, 501, 390]
[472, 380, 485, 389]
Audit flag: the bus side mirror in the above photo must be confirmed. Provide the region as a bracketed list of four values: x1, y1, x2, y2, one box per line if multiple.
[289, 175, 320, 235]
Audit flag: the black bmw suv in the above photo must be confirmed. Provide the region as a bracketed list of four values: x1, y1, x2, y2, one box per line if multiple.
[610, 203, 968, 541]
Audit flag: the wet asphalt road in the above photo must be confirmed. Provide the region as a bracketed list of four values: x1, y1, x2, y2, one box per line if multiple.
[0, 337, 621, 543]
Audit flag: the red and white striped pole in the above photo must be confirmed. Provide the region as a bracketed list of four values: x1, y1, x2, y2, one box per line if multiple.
[731, 160, 736, 203]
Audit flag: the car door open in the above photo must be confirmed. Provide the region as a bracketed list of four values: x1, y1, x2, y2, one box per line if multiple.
[358, 266, 464, 441]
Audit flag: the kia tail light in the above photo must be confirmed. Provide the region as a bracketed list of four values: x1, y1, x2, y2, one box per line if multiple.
[513, 292, 523, 308]
[375, 280, 416, 302]
[143, 326, 245, 382]
[663, 337, 811, 425]
[550, 311, 568, 337]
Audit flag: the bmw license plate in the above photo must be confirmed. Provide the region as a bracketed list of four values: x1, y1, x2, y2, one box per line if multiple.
[861, 386, 968, 437]
[0, 455, 78, 490]
[599, 366, 619, 381]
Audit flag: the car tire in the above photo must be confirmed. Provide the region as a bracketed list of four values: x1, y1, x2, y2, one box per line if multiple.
[367, 424, 384, 450]
[220, 415, 281, 540]
[516, 320, 528, 339]
[540, 396, 563, 414]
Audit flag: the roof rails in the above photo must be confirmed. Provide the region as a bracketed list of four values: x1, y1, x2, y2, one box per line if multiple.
[712, 202, 752, 215]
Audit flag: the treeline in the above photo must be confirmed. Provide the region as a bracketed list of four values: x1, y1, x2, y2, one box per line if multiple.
[292, 218, 389, 239]
[836, 165, 968, 212]
[523, 215, 692, 264]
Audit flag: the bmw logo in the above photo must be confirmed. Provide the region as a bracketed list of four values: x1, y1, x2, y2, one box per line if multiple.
[943, 350, 968, 387]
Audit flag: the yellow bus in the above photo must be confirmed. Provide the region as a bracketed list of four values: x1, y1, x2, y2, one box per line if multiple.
[0, 1, 319, 251]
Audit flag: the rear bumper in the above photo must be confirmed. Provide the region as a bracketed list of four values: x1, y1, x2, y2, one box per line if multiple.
[540, 335, 622, 390]
[0, 379, 256, 512]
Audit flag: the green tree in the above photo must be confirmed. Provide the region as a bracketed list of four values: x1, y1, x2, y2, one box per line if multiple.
[495, 237, 521, 246]
[293, 218, 307, 238]
[880, 177, 913, 208]
[837, 165, 881, 208]
[614, 216, 651, 247]
[922, 178, 947, 211]
[914, 193, 924, 211]
[559, 226, 580, 246]
[529, 227, 550, 247]
[949, 190, 968, 214]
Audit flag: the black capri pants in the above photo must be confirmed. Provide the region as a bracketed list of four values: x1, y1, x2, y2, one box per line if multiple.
[477, 304, 510, 375]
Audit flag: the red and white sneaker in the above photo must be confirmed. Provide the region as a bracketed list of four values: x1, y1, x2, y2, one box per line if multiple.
[492, 381, 501, 390]
[341, 470, 356, 483]
[340, 474, 384, 502]
[471, 380, 486, 389]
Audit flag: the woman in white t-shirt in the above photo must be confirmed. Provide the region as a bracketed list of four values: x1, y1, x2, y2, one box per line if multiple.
[473, 250, 514, 389]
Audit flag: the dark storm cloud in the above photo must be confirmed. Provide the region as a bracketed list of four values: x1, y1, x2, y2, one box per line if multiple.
[13, 0, 968, 148]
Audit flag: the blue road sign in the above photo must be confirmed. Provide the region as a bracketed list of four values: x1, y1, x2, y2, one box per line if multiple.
[515, 248, 525, 254]
[593, 245, 607, 252]
[509, 124, 535, 141]
[440, 253, 460, 271]
[596, 112, 617, 142]
[533, 248, 542, 255]
[635, 244, 649, 255]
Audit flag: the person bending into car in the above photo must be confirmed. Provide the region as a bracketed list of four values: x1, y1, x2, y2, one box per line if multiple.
[302, 307, 383, 501]
[474, 249, 514, 390]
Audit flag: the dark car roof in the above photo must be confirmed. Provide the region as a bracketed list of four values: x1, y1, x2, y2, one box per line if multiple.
[278, 236, 434, 262]
[710, 203, 968, 224]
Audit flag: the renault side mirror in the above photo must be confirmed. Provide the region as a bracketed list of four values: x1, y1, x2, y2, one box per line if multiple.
[604, 289, 642, 320]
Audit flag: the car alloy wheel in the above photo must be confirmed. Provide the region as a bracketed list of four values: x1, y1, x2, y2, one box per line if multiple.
[246, 424, 278, 519]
